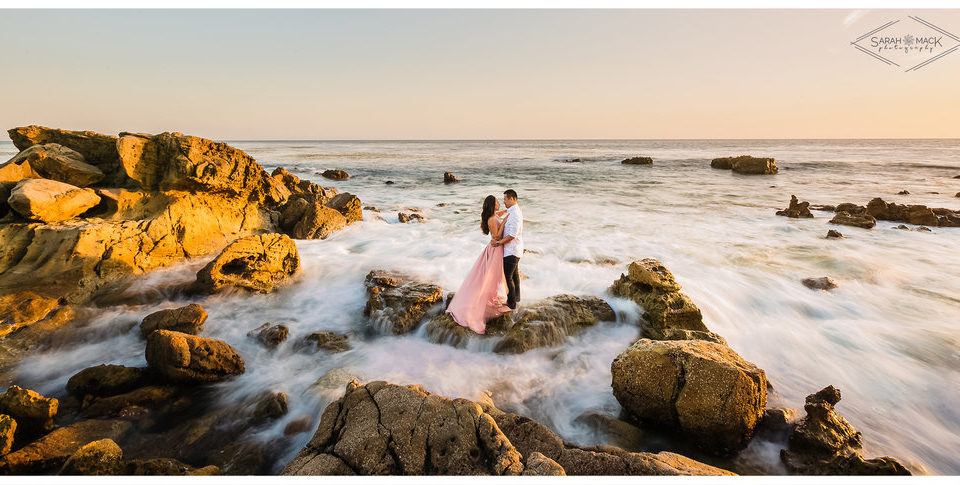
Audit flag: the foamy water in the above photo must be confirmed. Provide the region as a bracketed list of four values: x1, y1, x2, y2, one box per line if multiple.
[3, 139, 959, 474]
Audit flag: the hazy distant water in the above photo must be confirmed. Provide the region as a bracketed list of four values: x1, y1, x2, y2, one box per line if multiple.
[3, 139, 959, 474]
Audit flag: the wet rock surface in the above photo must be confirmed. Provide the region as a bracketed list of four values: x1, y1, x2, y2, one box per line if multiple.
[299, 331, 351, 353]
[492, 295, 615, 354]
[610, 259, 710, 340]
[363, 270, 443, 335]
[248, 323, 290, 349]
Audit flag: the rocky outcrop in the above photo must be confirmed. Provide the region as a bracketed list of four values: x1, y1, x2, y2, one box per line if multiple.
[711, 156, 777, 174]
[3, 143, 104, 187]
[492, 295, 616, 354]
[66, 365, 152, 399]
[6, 178, 100, 222]
[781, 386, 910, 475]
[0, 414, 15, 456]
[144, 330, 245, 383]
[776, 195, 813, 218]
[192, 234, 300, 294]
[622, 156, 653, 165]
[443, 172, 461, 184]
[0, 385, 59, 436]
[321, 169, 349, 180]
[609, 259, 712, 340]
[8, 126, 126, 186]
[247, 323, 289, 349]
[0, 292, 59, 338]
[325, 193, 362, 224]
[829, 211, 876, 229]
[363, 270, 442, 335]
[280, 196, 346, 239]
[139, 303, 207, 337]
[611, 339, 767, 455]
[802, 277, 838, 291]
[0, 419, 132, 474]
[281, 380, 524, 475]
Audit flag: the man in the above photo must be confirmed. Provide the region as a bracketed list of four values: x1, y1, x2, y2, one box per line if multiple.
[495, 189, 523, 310]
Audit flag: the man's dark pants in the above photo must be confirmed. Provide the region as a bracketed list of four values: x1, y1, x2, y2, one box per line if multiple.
[503, 255, 520, 309]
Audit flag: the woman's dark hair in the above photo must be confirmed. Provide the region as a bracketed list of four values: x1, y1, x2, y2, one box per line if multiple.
[480, 195, 497, 235]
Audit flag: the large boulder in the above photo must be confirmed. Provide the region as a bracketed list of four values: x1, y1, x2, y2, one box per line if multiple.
[609, 259, 710, 339]
[611, 339, 767, 455]
[492, 295, 615, 354]
[363, 270, 443, 334]
[281, 380, 523, 475]
[0, 291, 60, 338]
[6, 178, 100, 222]
[776, 195, 813, 218]
[781, 386, 910, 475]
[144, 330, 245, 383]
[5, 144, 104, 187]
[0, 385, 59, 435]
[7, 126, 127, 186]
[325, 192, 362, 224]
[139, 303, 207, 337]
[0, 419, 131, 474]
[66, 364, 152, 399]
[192, 234, 300, 294]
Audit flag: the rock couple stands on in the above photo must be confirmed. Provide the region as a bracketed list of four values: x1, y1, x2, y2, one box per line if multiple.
[0, 125, 362, 304]
[710, 155, 778, 175]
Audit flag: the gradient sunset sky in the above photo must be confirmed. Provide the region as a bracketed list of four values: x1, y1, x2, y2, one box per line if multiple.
[1, 9, 958, 140]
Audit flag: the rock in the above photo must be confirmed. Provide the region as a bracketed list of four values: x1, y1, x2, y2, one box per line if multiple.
[802, 277, 838, 291]
[609, 259, 709, 339]
[611, 339, 767, 455]
[493, 295, 616, 354]
[917, 226, 932, 232]
[478, 395, 734, 476]
[281, 380, 525, 475]
[836, 202, 866, 214]
[574, 410, 645, 450]
[247, 323, 289, 349]
[829, 211, 876, 229]
[955, 192, 959, 198]
[810, 204, 836, 212]
[192, 234, 300, 294]
[397, 212, 425, 223]
[443, 172, 461, 184]
[896, 190, 910, 195]
[363, 270, 443, 335]
[79, 385, 184, 419]
[139, 303, 207, 337]
[280, 196, 347, 239]
[59, 438, 123, 475]
[6, 178, 100, 222]
[284, 416, 313, 436]
[621, 157, 652, 165]
[0, 419, 131, 474]
[0, 292, 59, 338]
[0, 414, 15, 456]
[324, 192, 362, 224]
[385, 180, 395, 185]
[776, 195, 813, 218]
[826, 230, 844, 239]
[8, 126, 127, 186]
[781, 386, 911, 475]
[522, 452, 566, 475]
[5, 144, 104, 187]
[0, 385, 59, 435]
[300, 331, 351, 353]
[145, 330, 245, 383]
[321, 169, 349, 180]
[270, 167, 336, 204]
[251, 391, 288, 424]
[654, 327, 728, 345]
[66, 365, 152, 399]
[711, 156, 777, 174]
[122, 458, 219, 475]
[755, 407, 798, 442]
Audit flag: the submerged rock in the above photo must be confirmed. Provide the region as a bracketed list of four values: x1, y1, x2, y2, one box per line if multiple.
[443, 171, 461, 184]
[0, 419, 132, 474]
[321, 169, 349, 180]
[776, 195, 813, 218]
[145, 330, 245, 383]
[363, 270, 443, 335]
[493, 295, 616, 354]
[139, 303, 207, 337]
[251, 391, 289, 424]
[66, 365, 152, 399]
[282, 380, 524, 475]
[4, 143, 104, 187]
[621, 156, 653, 165]
[299, 331, 351, 353]
[781, 386, 910, 475]
[7, 178, 100, 222]
[829, 211, 876, 229]
[0, 385, 59, 436]
[192, 234, 300, 294]
[609, 259, 709, 340]
[247, 323, 290, 349]
[611, 339, 767, 456]
[801, 277, 838, 291]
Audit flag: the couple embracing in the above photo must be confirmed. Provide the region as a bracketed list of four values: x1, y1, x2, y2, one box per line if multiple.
[446, 189, 523, 335]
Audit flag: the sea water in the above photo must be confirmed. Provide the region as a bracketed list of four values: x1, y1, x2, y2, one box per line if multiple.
[3, 139, 958, 474]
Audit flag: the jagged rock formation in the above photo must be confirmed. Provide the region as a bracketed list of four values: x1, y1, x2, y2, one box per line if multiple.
[776, 195, 813, 218]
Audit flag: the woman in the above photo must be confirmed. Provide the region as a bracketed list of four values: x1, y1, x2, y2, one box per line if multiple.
[445, 195, 512, 334]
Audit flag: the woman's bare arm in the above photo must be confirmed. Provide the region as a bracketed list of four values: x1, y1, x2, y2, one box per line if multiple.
[489, 216, 504, 240]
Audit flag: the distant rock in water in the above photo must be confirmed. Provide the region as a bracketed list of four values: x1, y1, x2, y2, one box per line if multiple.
[443, 171, 461, 184]
[6, 178, 100, 222]
[826, 230, 844, 239]
[611, 339, 767, 456]
[711, 155, 778, 174]
[802, 277, 838, 291]
[621, 156, 653, 165]
[829, 211, 876, 229]
[398, 212, 425, 223]
[776, 195, 813, 218]
[192, 234, 301, 294]
[781, 386, 911, 475]
[145, 330, 245, 383]
[385, 180, 395, 185]
[363, 270, 442, 335]
[897, 190, 910, 195]
[827, 197, 959, 228]
[321, 169, 349, 180]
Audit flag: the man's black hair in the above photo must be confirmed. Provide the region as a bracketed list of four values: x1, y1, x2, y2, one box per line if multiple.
[504, 189, 518, 200]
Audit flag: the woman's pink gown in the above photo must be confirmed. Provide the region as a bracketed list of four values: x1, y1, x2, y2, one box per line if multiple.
[446, 238, 511, 335]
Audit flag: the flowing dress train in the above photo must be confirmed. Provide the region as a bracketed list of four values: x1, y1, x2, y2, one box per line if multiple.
[445, 243, 510, 334]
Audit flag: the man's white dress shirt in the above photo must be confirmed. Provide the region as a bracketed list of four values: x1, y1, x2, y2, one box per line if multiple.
[503, 204, 523, 258]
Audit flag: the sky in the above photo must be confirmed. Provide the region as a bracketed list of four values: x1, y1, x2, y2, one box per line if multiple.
[0, 9, 958, 140]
